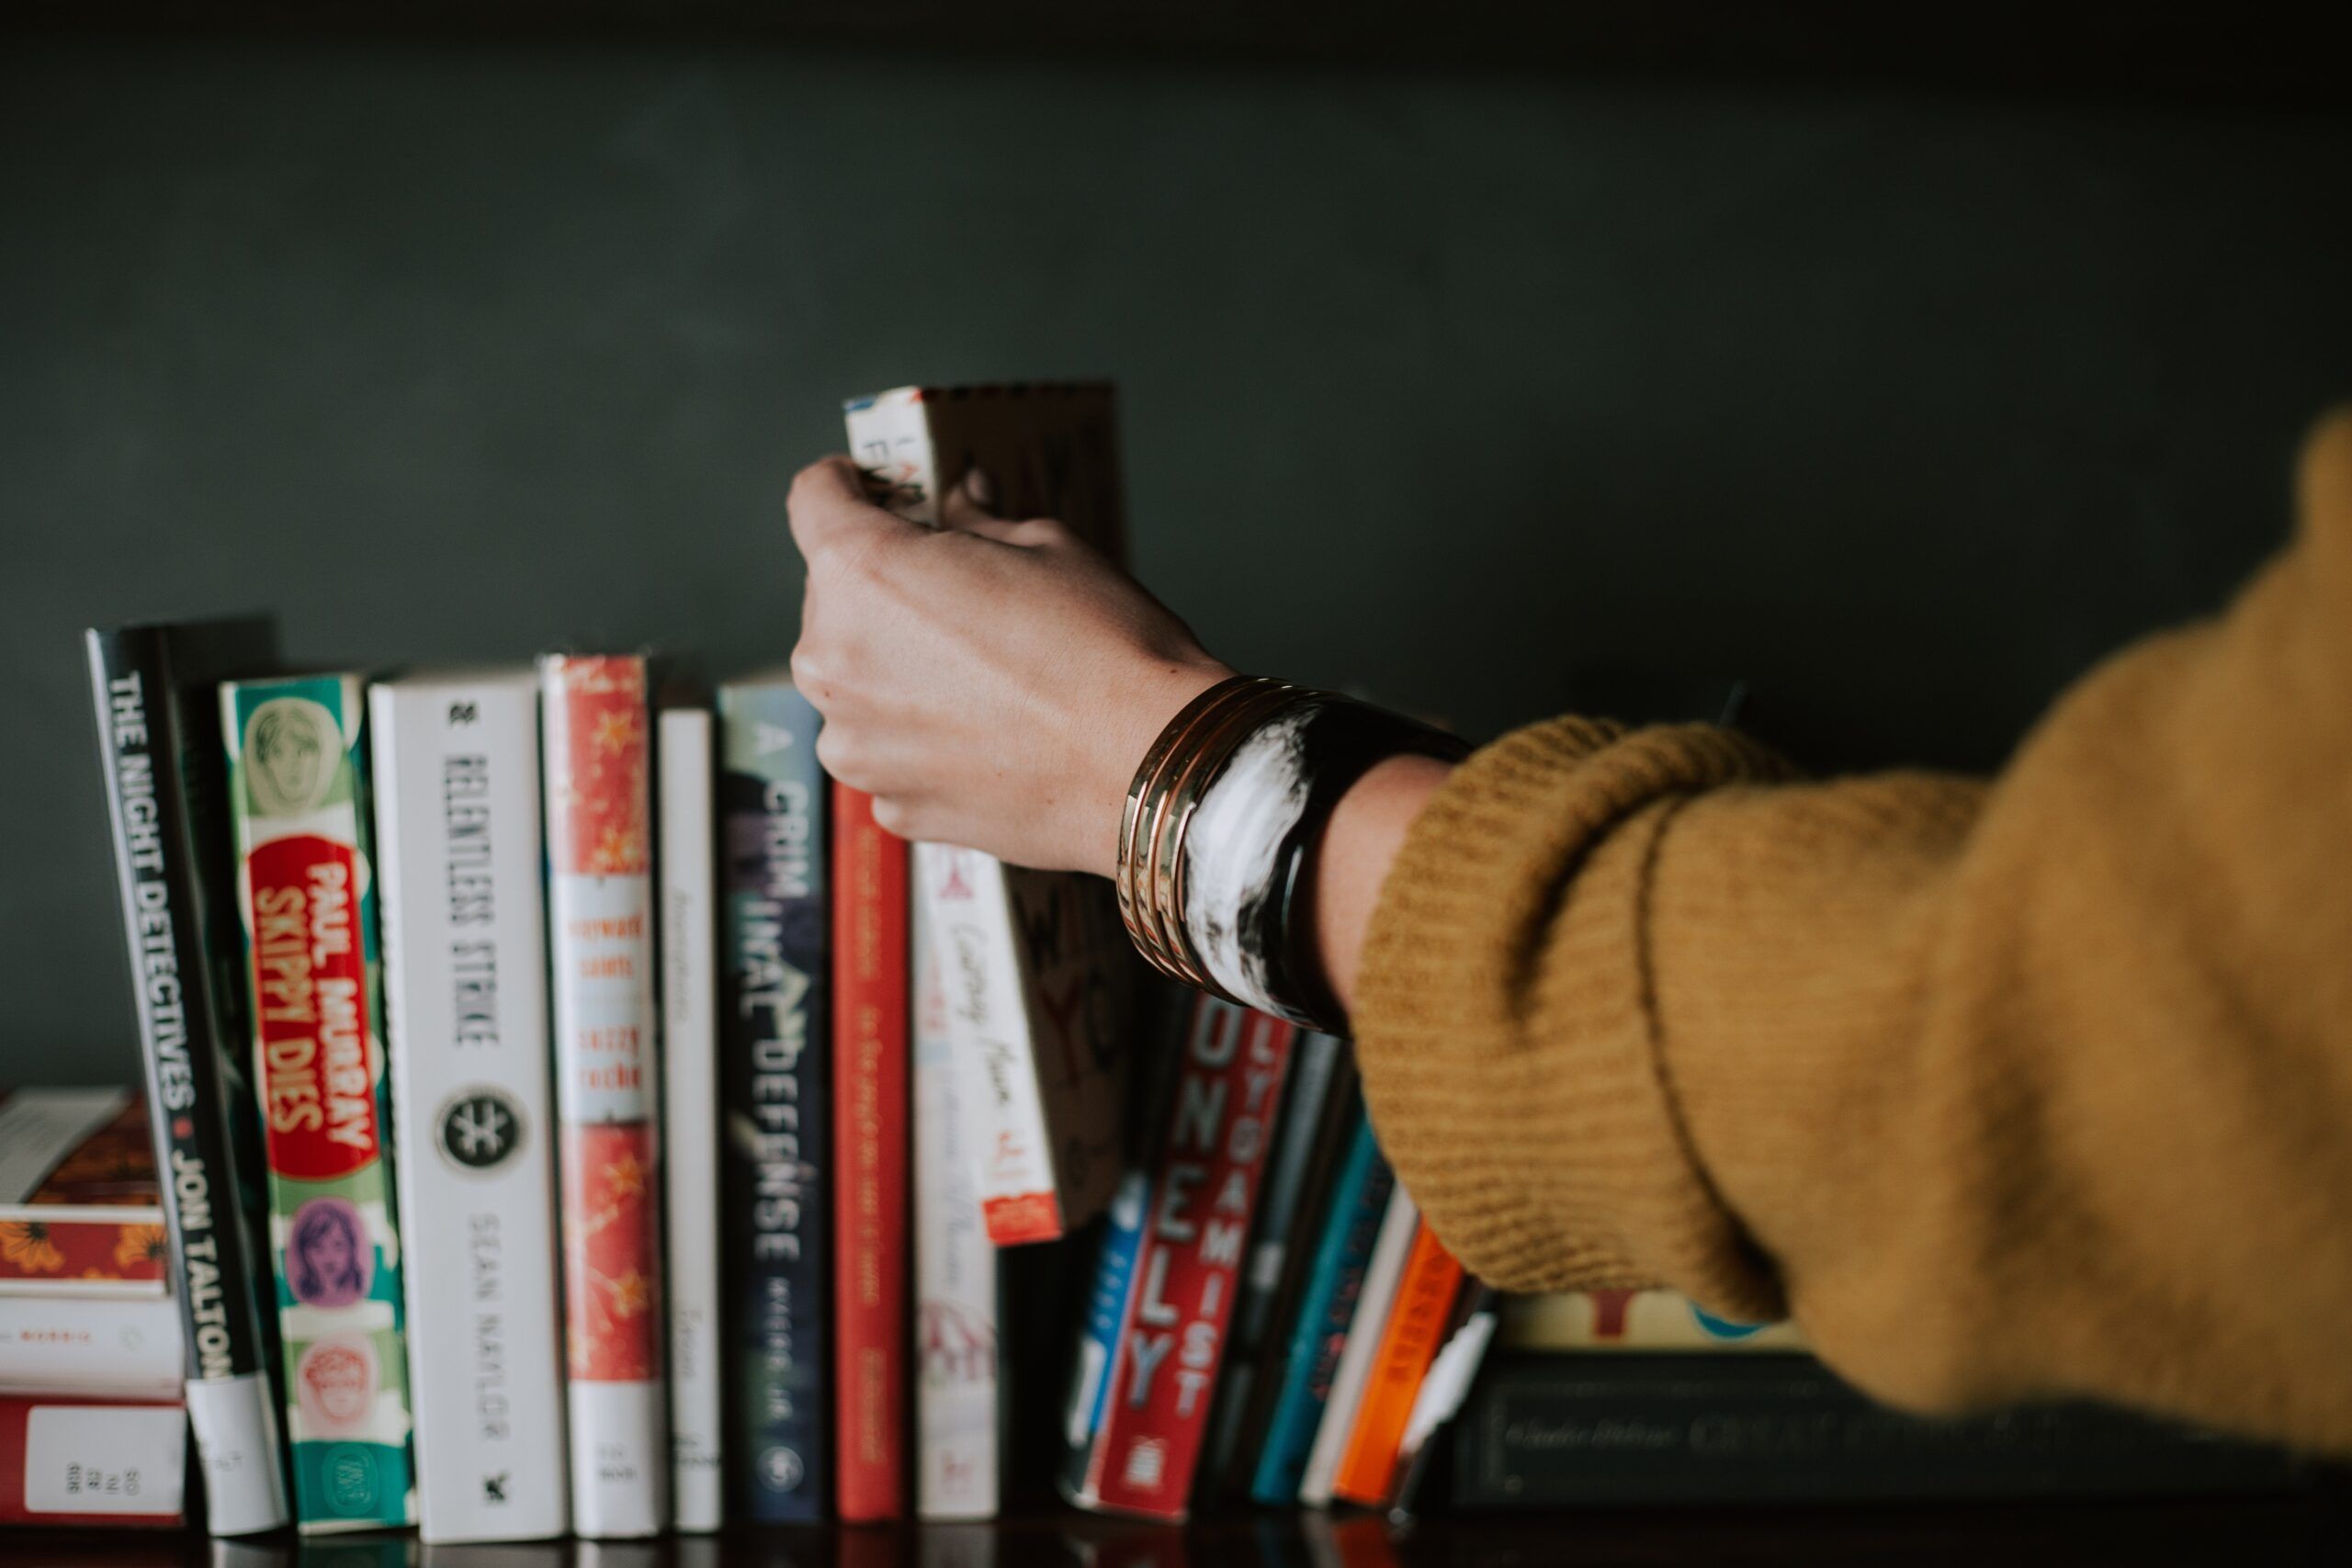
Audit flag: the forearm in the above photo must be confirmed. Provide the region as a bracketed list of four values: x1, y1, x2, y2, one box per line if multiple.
[1310, 752, 1456, 1014]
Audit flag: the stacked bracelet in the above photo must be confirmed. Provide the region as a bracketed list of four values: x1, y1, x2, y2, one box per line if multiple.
[1115, 675, 1469, 1030]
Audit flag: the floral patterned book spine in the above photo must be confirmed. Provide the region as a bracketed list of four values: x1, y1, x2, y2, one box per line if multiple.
[220, 671, 416, 1534]
[540, 654, 668, 1539]
[0, 1088, 168, 1294]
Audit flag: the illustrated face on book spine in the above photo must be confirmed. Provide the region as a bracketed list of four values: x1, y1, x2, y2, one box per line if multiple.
[247, 696, 341, 816]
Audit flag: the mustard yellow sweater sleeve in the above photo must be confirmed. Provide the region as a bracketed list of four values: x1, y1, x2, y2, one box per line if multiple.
[1352, 411, 2352, 1455]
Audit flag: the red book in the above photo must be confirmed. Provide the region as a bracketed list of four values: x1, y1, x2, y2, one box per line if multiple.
[1076, 998, 1296, 1521]
[0, 1089, 167, 1295]
[541, 654, 668, 1538]
[0, 1395, 187, 1528]
[832, 784, 910, 1521]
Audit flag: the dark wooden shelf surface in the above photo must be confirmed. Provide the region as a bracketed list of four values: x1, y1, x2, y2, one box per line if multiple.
[11, 1489, 2352, 1568]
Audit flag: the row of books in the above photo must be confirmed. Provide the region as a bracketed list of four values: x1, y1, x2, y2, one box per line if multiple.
[23, 381, 2309, 1540]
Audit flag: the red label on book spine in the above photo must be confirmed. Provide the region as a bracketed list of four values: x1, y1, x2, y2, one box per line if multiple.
[834, 784, 909, 1521]
[1088, 1000, 1295, 1520]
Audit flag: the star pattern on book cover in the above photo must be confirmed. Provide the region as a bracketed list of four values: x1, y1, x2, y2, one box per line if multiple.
[548, 657, 650, 878]
[563, 1122, 661, 1382]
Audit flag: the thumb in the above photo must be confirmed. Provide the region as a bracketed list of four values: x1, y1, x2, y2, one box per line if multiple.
[788, 455, 920, 561]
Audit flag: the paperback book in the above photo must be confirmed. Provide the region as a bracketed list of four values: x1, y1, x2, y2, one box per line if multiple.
[85, 619, 292, 1536]
[541, 653, 668, 1538]
[372, 669, 570, 1542]
[220, 671, 417, 1533]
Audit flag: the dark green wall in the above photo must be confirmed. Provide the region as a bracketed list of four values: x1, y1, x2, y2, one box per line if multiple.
[6, 41, 2349, 1085]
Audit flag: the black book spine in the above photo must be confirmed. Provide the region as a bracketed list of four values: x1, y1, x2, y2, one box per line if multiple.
[1199, 1029, 1351, 1497]
[84, 626, 289, 1534]
[1453, 1352, 2305, 1509]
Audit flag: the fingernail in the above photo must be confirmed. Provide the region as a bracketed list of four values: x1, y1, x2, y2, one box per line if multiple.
[962, 467, 994, 509]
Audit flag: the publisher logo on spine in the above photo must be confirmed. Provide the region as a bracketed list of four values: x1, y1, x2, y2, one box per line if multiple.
[435, 1088, 525, 1173]
[757, 1445, 805, 1494]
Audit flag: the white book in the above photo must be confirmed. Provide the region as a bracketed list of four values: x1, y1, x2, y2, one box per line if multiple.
[0, 1293, 182, 1398]
[657, 705, 723, 1534]
[847, 385, 1132, 1244]
[912, 892, 999, 1520]
[1297, 1187, 1420, 1506]
[372, 670, 571, 1543]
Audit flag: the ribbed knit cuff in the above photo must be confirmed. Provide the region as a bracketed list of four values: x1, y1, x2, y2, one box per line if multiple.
[1352, 716, 1792, 1321]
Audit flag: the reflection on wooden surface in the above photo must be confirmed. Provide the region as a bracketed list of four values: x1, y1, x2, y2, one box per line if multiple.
[3, 1493, 2348, 1568]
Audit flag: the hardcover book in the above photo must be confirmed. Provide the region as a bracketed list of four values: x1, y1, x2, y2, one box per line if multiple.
[1066, 998, 1297, 1522]
[0, 1394, 188, 1529]
[715, 674, 830, 1523]
[912, 893, 998, 1520]
[659, 701, 724, 1534]
[85, 619, 292, 1536]
[372, 669, 569, 1542]
[540, 654, 668, 1538]
[1452, 1352, 2304, 1507]
[832, 781, 909, 1521]
[846, 384, 1133, 1245]
[220, 671, 417, 1533]
[0, 1087, 168, 1296]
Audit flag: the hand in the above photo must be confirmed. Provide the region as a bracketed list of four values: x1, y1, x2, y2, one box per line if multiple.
[786, 456, 1233, 876]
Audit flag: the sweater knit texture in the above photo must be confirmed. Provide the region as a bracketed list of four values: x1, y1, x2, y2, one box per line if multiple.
[1352, 409, 2352, 1456]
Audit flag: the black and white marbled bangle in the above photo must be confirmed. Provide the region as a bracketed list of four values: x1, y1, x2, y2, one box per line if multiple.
[1176, 692, 1469, 1029]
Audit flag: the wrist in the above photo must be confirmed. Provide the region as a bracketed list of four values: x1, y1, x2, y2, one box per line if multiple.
[1089, 656, 1234, 878]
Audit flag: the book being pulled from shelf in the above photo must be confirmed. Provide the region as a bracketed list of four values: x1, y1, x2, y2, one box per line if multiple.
[845, 384, 1134, 1248]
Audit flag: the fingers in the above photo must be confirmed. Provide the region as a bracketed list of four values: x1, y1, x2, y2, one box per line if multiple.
[938, 468, 1028, 544]
[787, 455, 922, 562]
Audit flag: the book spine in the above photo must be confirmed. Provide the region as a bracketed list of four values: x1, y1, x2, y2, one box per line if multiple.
[717, 682, 831, 1523]
[832, 782, 909, 1521]
[1060, 1168, 1152, 1484]
[374, 676, 570, 1543]
[84, 628, 290, 1535]
[1298, 1186, 1419, 1506]
[220, 672, 416, 1532]
[657, 705, 722, 1533]
[1249, 1111, 1391, 1506]
[0, 1294, 182, 1398]
[1452, 1353, 2303, 1506]
[998, 865, 1129, 1234]
[1498, 1288, 1805, 1352]
[1200, 1031, 1347, 1493]
[1385, 1285, 1498, 1523]
[0, 1395, 188, 1528]
[1080, 1000, 1297, 1522]
[912, 892, 998, 1520]
[541, 654, 667, 1538]
[1331, 1221, 1464, 1506]
[0, 1089, 169, 1294]
[914, 845, 1066, 1244]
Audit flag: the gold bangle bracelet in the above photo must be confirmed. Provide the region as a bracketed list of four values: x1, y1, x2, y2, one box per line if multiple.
[1136, 682, 1298, 986]
[1148, 682, 1306, 982]
[1116, 675, 1278, 976]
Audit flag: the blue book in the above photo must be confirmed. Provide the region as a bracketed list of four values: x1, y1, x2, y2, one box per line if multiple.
[1250, 1103, 1395, 1506]
[716, 675, 830, 1521]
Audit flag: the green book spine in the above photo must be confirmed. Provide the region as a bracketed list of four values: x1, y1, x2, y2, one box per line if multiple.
[220, 671, 416, 1532]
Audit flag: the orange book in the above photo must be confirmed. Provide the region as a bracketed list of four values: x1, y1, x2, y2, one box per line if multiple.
[1331, 1220, 1465, 1506]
